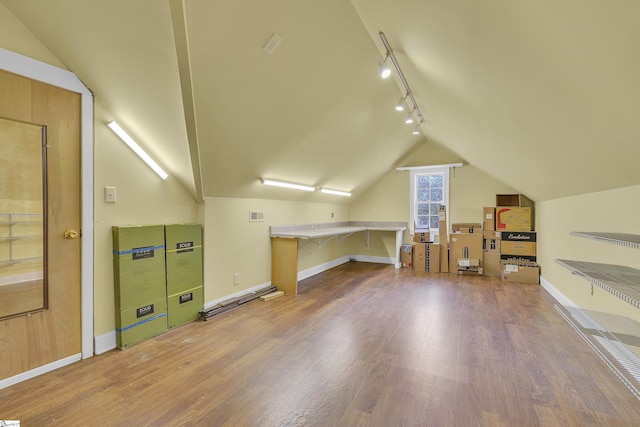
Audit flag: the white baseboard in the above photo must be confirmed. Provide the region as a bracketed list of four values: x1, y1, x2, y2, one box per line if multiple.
[540, 275, 577, 307]
[94, 330, 117, 355]
[0, 353, 81, 390]
[298, 256, 351, 281]
[350, 255, 395, 266]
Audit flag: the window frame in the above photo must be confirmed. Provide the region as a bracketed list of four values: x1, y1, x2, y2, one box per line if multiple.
[409, 166, 451, 236]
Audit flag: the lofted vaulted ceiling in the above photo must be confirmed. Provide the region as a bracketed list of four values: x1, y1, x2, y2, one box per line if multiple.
[3, 0, 640, 204]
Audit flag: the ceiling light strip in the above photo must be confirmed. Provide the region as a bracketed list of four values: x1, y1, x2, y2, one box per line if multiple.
[320, 188, 351, 197]
[106, 121, 168, 180]
[379, 31, 425, 126]
[260, 178, 315, 192]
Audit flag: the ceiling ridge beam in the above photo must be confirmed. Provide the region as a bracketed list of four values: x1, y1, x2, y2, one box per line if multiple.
[169, 0, 204, 203]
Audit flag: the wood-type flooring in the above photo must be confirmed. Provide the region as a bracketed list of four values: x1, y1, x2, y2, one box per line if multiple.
[2, 262, 640, 426]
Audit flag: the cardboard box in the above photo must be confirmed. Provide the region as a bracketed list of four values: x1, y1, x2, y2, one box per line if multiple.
[501, 260, 539, 284]
[438, 205, 447, 244]
[449, 232, 483, 273]
[500, 254, 537, 262]
[496, 207, 533, 231]
[413, 243, 440, 272]
[427, 243, 440, 273]
[400, 244, 413, 268]
[412, 231, 431, 243]
[451, 223, 482, 233]
[483, 250, 501, 277]
[440, 243, 449, 273]
[457, 258, 480, 275]
[500, 231, 536, 258]
[483, 207, 496, 231]
[496, 194, 534, 208]
[483, 230, 501, 251]
[496, 194, 534, 229]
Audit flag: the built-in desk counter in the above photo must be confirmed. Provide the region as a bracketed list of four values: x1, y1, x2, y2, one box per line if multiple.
[270, 221, 407, 295]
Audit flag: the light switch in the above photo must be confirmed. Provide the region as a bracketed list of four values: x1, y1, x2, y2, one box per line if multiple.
[104, 186, 117, 203]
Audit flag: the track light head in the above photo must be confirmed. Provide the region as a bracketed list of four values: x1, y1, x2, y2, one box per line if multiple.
[412, 124, 420, 135]
[405, 113, 414, 124]
[395, 98, 405, 111]
[379, 59, 391, 79]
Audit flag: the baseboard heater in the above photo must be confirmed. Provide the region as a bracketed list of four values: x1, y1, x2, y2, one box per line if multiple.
[199, 285, 278, 321]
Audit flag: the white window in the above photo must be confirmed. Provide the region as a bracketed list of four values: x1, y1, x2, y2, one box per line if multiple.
[404, 164, 461, 236]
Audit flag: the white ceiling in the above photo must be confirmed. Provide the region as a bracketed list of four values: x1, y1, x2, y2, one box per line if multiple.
[3, 0, 640, 203]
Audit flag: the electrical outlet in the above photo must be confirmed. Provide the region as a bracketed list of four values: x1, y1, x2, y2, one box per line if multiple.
[233, 273, 240, 286]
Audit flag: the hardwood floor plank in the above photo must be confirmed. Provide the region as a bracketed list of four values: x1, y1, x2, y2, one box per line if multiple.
[2, 262, 640, 426]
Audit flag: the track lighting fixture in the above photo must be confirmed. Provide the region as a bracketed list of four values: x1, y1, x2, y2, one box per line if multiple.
[412, 124, 420, 135]
[378, 32, 426, 135]
[379, 56, 391, 79]
[395, 97, 406, 111]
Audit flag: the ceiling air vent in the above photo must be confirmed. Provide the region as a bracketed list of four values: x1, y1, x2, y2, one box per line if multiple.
[249, 211, 264, 222]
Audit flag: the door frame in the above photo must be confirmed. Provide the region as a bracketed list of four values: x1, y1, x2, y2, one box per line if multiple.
[0, 48, 94, 360]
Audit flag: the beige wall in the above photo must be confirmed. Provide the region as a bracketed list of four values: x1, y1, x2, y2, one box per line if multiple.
[0, 3, 65, 68]
[537, 185, 640, 323]
[93, 102, 199, 335]
[203, 197, 349, 302]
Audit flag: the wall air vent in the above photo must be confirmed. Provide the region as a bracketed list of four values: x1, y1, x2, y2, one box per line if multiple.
[249, 211, 264, 222]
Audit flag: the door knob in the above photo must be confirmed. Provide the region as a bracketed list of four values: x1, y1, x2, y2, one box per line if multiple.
[64, 229, 79, 239]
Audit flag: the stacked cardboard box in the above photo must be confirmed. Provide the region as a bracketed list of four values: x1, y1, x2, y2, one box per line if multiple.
[449, 229, 483, 275]
[407, 199, 539, 283]
[414, 243, 440, 272]
[412, 230, 431, 243]
[400, 244, 413, 268]
[501, 259, 540, 284]
[495, 194, 539, 283]
[482, 208, 500, 277]
[496, 193, 535, 232]
[438, 206, 449, 273]
[409, 206, 446, 273]
[500, 231, 536, 261]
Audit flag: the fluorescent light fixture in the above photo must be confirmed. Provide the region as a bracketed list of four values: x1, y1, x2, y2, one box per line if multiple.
[106, 121, 168, 180]
[260, 178, 315, 192]
[320, 188, 351, 197]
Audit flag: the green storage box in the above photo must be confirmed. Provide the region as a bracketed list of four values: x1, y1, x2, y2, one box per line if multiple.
[116, 297, 168, 349]
[113, 225, 167, 348]
[164, 224, 203, 294]
[167, 287, 203, 328]
[165, 224, 203, 328]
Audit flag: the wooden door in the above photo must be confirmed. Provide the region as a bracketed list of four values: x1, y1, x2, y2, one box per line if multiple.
[0, 69, 82, 381]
